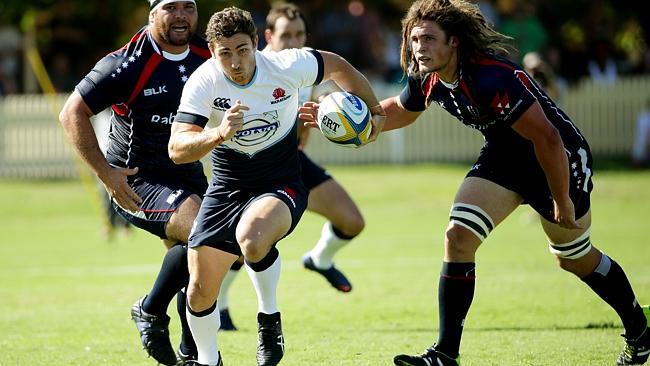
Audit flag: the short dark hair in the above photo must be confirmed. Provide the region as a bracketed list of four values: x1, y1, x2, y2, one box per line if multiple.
[265, 2, 307, 32]
[206, 6, 257, 44]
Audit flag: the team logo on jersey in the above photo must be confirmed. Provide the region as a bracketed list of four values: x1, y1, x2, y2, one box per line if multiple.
[490, 92, 510, 115]
[271, 87, 291, 104]
[232, 111, 280, 148]
[144, 85, 168, 96]
[213, 97, 232, 111]
[151, 112, 175, 124]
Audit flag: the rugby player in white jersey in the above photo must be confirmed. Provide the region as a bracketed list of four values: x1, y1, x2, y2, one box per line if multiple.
[167, 6, 386, 366]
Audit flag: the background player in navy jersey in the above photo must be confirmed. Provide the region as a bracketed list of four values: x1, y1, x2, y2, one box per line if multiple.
[59, 1, 210, 364]
[213, 3, 365, 328]
[264, 1, 363, 294]
[168, 6, 385, 366]
[300, 0, 650, 365]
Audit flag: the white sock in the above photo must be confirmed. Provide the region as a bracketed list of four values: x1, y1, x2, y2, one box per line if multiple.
[245, 255, 281, 314]
[217, 269, 239, 311]
[309, 222, 350, 269]
[186, 303, 221, 366]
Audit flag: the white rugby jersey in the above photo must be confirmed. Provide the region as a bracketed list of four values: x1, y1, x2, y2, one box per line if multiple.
[175, 48, 324, 188]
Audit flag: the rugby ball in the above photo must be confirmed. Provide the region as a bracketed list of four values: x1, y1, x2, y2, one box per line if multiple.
[317, 91, 372, 147]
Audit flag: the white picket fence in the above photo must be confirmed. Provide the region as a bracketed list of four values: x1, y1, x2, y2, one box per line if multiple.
[0, 77, 648, 179]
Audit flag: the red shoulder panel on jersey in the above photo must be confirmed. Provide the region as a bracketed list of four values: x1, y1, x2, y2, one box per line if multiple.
[423, 73, 439, 101]
[126, 52, 164, 105]
[190, 45, 211, 59]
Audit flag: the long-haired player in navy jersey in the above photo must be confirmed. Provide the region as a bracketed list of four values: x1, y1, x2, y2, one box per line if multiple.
[59, 1, 210, 364]
[301, 0, 650, 365]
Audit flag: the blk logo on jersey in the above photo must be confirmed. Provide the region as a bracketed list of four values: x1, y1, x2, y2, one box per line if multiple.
[213, 97, 232, 111]
[490, 92, 510, 115]
[271, 87, 291, 104]
[144, 85, 168, 96]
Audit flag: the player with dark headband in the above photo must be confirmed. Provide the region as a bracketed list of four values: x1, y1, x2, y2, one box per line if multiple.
[59, 1, 209, 364]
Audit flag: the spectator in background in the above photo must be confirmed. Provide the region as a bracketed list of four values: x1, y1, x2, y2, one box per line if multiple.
[631, 98, 650, 168]
[523, 51, 562, 101]
[498, 0, 547, 62]
[588, 39, 619, 86]
[50, 53, 77, 93]
[0, 25, 21, 95]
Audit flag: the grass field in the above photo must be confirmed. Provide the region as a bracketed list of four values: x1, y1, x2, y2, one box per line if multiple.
[1, 164, 649, 366]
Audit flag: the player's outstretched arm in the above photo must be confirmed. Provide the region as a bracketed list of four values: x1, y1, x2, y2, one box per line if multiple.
[317, 50, 386, 143]
[169, 100, 249, 164]
[59, 91, 142, 211]
[379, 96, 422, 132]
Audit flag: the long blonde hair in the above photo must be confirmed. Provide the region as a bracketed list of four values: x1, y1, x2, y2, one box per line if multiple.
[400, 0, 511, 75]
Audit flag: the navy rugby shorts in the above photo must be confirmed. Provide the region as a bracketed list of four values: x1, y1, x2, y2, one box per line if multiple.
[188, 180, 308, 255]
[299, 150, 332, 190]
[466, 138, 593, 223]
[112, 169, 208, 239]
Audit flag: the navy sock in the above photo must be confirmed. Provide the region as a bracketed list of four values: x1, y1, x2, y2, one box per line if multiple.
[143, 244, 189, 315]
[582, 254, 647, 338]
[177, 290, 197, 355]
[436, 262, 476, 358]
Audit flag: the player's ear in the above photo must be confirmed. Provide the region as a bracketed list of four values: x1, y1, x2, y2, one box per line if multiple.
[264, 29, 273, 44]
[448, 35, 459, 48]
[252, 35, 259, 50]
[208, 43, 217, 59]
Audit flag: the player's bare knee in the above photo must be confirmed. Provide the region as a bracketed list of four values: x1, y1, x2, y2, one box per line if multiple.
[240, 239, 267, 262]
[444, 225, 478, 258]
[187, 280, 218, 311]
[338, 213, 365, 237]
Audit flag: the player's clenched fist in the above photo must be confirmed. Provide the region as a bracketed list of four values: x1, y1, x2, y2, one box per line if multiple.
[216, 100, 249, 141]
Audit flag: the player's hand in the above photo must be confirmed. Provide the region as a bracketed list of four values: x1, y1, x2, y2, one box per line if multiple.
[553, 198, 581, 229]
[101, 166, 142, 212]
[218, 100, 249, 141]
[363, 104, 387, 145]
[365, 113, 386, 144]
[299, 101, 319, 129]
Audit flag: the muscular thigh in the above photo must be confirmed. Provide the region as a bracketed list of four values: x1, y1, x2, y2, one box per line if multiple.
[189, 181, 308, 255]
[166, 194, 201, 243]
[454, 177, 523, 226]
[541, 209, 592, 244]
[237, 196, 292, 248]
[238, 181, 309, 246]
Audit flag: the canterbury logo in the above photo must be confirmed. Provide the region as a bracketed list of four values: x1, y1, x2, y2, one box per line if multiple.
[213, 97, 232, 111]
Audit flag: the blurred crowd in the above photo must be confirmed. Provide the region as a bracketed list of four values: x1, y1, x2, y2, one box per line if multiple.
[0, 0, 648, 95]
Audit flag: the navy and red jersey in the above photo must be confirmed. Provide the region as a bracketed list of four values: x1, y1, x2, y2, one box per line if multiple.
[399, 54, 588, 151]
[75, 26, 211, 174]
